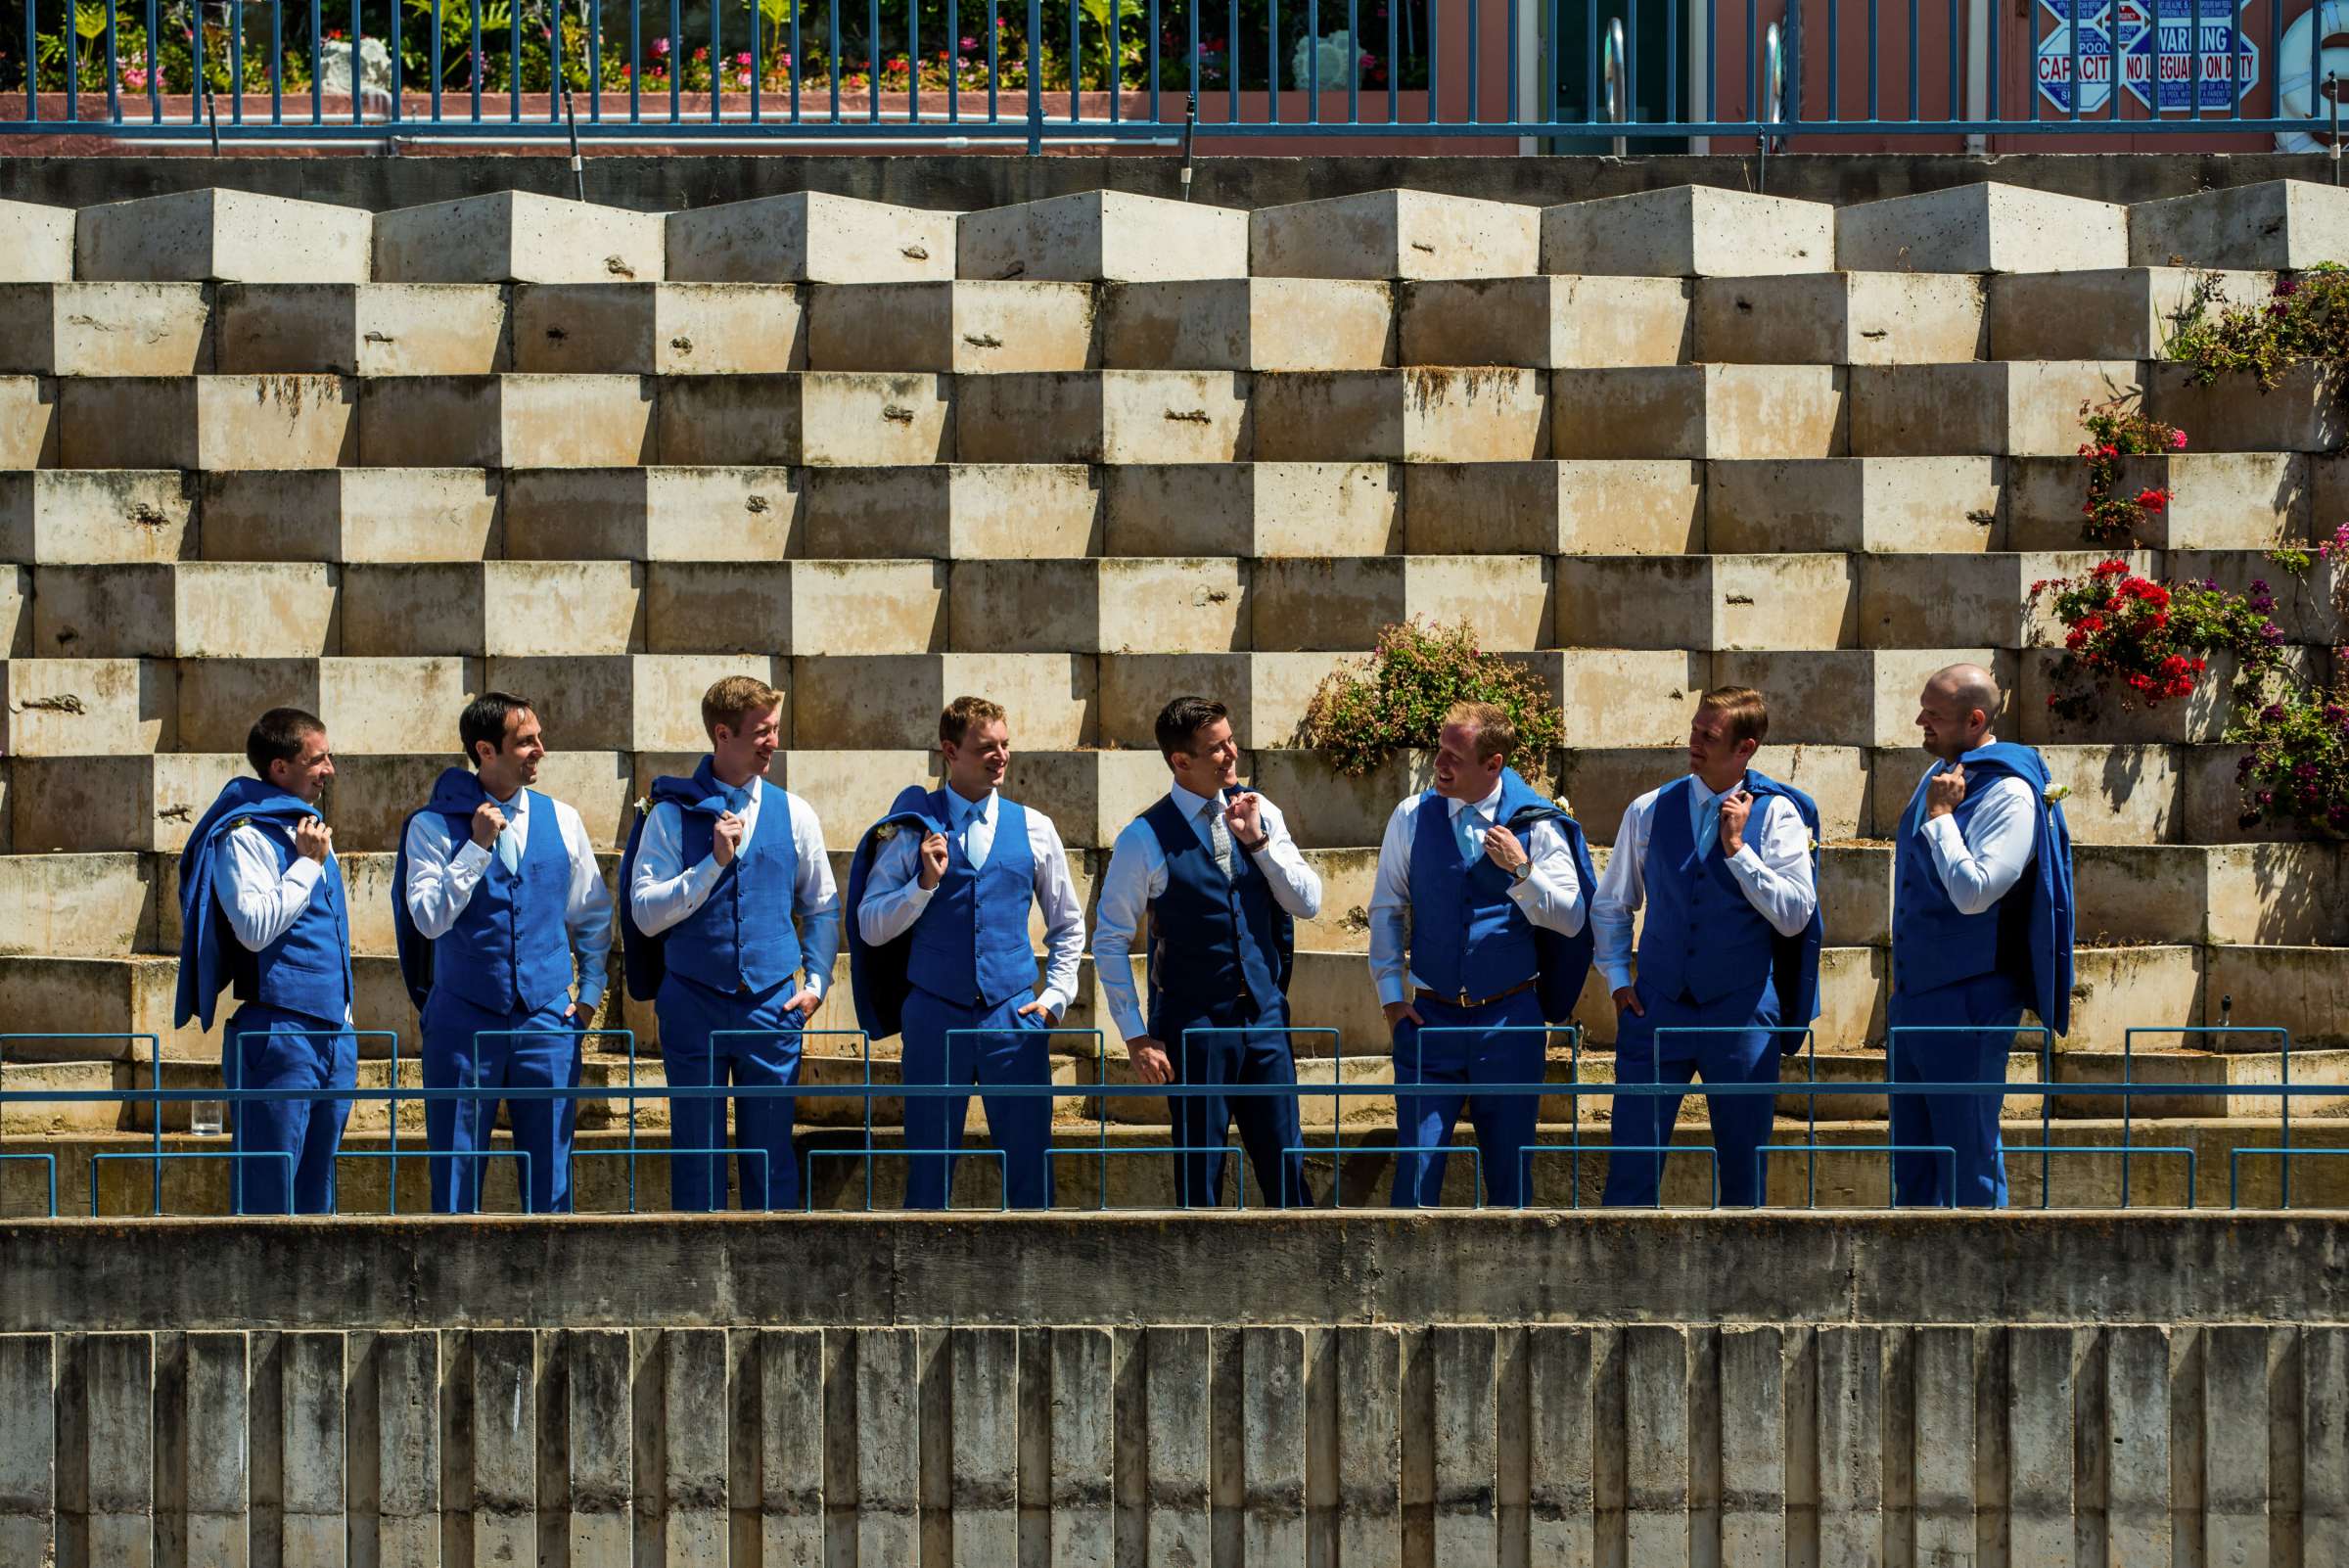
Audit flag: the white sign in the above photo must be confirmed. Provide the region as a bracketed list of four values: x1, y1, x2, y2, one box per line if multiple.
[2037, 20, 2122, 113]
[2037, 0, 2257, 113]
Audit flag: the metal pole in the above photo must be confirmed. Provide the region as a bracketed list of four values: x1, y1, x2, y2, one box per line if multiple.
[1179, 87, 1196, 199]
[205, 80, 220, 152]
[2331, 71, 2340, 185]
[563, 40, 585, 198]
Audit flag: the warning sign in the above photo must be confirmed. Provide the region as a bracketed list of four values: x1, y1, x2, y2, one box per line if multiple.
[2036, 0, 2258, 112]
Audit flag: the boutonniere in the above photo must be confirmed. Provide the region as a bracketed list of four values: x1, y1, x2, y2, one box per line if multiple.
[2043, 784, 2071, 804]
[1805, 834, 1819, 854]
[632, 796, 649, 815]
[873, 823, 900, 842]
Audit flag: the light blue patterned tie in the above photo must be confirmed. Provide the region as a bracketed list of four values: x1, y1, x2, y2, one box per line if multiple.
[493, 802, 521, 875]
[721, 783, 749, 815]
[1696, 788, 1722, 857]
[1454, 802, 1481, 865]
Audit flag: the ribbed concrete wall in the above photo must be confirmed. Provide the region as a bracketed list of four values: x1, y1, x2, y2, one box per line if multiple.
[1, 1214, 2344, 1563]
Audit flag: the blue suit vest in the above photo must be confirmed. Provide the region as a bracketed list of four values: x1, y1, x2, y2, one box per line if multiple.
[1405, 791, 1540, 1002]
[1633, 776, 1777, 1011]
[1894, 752, 2040, 1001]
[666, 796, 806, 994]
[429, 791, 576, 1016]
[1140, 793, 1286, 1033]
[230, 831, 352, 1027]
[906, 793, 1038, 1008]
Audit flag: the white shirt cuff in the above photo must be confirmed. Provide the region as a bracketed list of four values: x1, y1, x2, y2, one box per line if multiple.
[1600, 964, 1635, 992]
[452, 840, 493, 872]
[283, 855, 324, 891]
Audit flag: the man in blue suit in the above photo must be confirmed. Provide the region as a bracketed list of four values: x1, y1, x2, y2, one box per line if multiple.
[1891, 663, 2074, 1208]
[174, 707, 355, 1215]
[848, 695, 1087, 1209]
[620, 675, 842, 1212]
[392, 692, 613, 1215]
[1596, 686, 1822, 1209]
[1371, 701, 1598, 1208]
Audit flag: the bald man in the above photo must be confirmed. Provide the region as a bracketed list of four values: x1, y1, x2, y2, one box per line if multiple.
[1889, 664, 2074, 1207]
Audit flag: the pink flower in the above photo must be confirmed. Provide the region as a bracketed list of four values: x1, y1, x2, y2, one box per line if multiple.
[652, 34, 669, 54]
[2170, 429, 2188, 448]
[961, 33, 977, 48]
[122, 65, 149, 87]
[736, 51, 752, 64]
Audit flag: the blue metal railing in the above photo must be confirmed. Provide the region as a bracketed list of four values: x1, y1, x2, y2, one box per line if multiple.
[3, 0, 2337, 145]
[5, 1020, 2348, 1218]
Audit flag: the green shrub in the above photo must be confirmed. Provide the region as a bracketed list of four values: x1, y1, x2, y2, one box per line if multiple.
[1298, 619, 1563, 780]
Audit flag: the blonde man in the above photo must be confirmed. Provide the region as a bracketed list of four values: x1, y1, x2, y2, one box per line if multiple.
[620, 676, 841, 1212]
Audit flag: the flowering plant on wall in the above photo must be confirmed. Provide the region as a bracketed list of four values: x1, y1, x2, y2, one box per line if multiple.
[2169, 265, 2349, 390]
[1300, 619, 1563, 780]
[2029, 560, 2287, 723]
[2234, 522, 2349, 837]
[2075, 398, 2185, 547]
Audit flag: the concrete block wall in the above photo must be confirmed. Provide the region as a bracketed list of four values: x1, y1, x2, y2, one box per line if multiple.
[2, 178, 2347, 1189]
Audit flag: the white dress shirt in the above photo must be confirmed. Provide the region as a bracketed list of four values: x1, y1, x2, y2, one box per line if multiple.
[626, 774, 842, 998]
[856, 785, 1087, 1018]
[1911, 756, 2037, 915]
[1092, 782, 1322, 1044]
[211, 816, 352, 1024]
[400, 785, 617, 1012]
[1367, 779, 1590, 1007]
[1591, 773, 1819, 994]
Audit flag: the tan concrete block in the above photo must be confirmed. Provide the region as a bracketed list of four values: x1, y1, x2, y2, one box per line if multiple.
[2175, 739, 2320, 847]
[335, 748, 635, 852]
[1819, 843, 1891, 947]
[212, 283, 511, 375]
[1713, 648, 2012, 749]
[799, 372, 955, 466]
[668, 192, 955, 285]
[2169, 547, 2341, 647]
[61, 375, 357, 471]
[2131, 180, 2349, 270]
[1851, 360, 2142, 458]
[946, 558, 1243, 655]
[959, 191, 1248, 283]
[199, 469, 501, 564]
[373, 192, 664, 284]
[77, 188, 371, 284]
[642, 561, 790, 655]
[1250, 555, 1550, 652]
[0, 852, 158, 958]
[478, 653, 785, 753]
[2061, 945, 2203, 1053]
[1404, 460, 1703, 555]
[1250, 189, 1538, 281]
[175, 656, 476, 753]
[31, 562, 339, 658]
[793, 560, 949, 655]
[2144, 360, 2349, 453]
[789, 653, 1096, 749]
[1835, 184, 2128, 273]
[809, 281, 1096, 373]
[1291, 847, 1380, 954]
[1563, 745, 1869, 842]
[1255, 368, 1548, 463]
[1, 658, 176, 756]
[2203, 945, 2349, 1047]
[510, 282, 806, 374]
[1868, 742, 2180, 847]
[761, 749, 931, 847]
[1095, 651, 1351, 751]
[9, 752, 245, 853]
[0, 566, 23, 656]
[0, 953, 196, 1058]
[653, 374, 799, 465]
[1556, 554, 1857, 651]
[1552, 365, 1846, 460]
[2023, 646, 2320, 746]
[503, 466, 797, 562]
[2004, 450, 2308, 552]
[342, 561, 644, 658]
[359, 373, 655, 468]
[1693, 273, 1987, 365]
[1858, 549, 2155, 650]
[0, 284, 212, 376]
[1400, 275, 1689, 370]
[1541, 187, 1834, 277]
[1102, 462, 1398, 557]
[0, 377, 60, 468]
[1554, 651, 1705, 747]
[2073, 843, 2344, 947]
[1246, 750, 1434, 850]
[0, 470, 195, 564]
[1100, 278, 1390, 372]
[957, 370, 1251, 464]
[802, 463, 1098, 559]
[0, 199, 74, 282]
[1987, 267, 2272, 361]
[1705, 457, 2002, 554]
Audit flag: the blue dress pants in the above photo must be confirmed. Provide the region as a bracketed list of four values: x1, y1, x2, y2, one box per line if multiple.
[421, 989, 581, 1215]
[657, 972, 807, 1212]
[1889, 971, 2024, 1208]
[224, 1002, 356, 1216]
[1603, 979, 1783, 1208]
[1389, 989, 1548, 1207]
[900, 986, 1056, 1209]
[1159, 994, 1313, 1209]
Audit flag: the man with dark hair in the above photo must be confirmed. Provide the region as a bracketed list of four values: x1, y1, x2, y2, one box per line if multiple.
[620, 675, 842, 1212]
[392, 692, 614, 1214]
[1092, 695, 1322, 1208]
[173, 707, 355, 1214]
[1595, 686, 1823, 1208]
[1891, 663, 2074, 1207]
[847, 695, 1086, 1208]
[1370, 701, 1598, 1208]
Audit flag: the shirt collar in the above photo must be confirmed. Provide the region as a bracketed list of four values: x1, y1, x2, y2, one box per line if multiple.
[1450, 778, 1505, 820]
[944, 786, 995, 828]
[1170, 779, 1222, 819]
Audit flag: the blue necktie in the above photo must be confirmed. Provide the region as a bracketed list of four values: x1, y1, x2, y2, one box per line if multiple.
[1455, 803, 1481, 865]
[493, 799, 521, 874]
[1695, 789, 1722, 857]
[721, 783, 749, 815]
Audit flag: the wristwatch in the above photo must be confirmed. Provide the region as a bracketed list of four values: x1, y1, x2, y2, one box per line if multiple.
[1510, 858, 1533, 884]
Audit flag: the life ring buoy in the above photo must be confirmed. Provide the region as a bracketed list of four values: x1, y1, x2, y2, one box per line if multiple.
[2277, 0, 2349, 153]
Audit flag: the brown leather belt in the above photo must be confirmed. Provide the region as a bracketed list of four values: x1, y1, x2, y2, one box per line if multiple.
[1414, 978, 1538, 1010]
